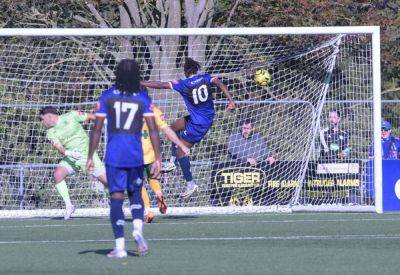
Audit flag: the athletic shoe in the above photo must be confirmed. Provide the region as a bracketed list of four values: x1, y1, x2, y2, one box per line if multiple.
[132, 231, 149, 256]
[107, 248, 127, 258]
[64, 205, 75, 220]
[156, 194, 168, 214]
[161, 161, 176, 173]
[181, 184, 199, 199]
[144, 211, 155, 224]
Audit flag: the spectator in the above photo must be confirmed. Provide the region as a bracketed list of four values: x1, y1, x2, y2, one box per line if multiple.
[369, 120, 400, 159]
[227, 118, 275, 166]
[319, 110, 351, 161]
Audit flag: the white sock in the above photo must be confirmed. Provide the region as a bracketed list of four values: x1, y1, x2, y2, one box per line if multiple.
[187, 180, 195, 188]
[170, 156, 176, 163]
[133, 219, 143, 235]
[64, 197, 72, 208]
[115, 237, 125, 251]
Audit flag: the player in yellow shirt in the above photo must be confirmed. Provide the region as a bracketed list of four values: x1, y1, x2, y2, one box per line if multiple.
[141, 105, 190, 223]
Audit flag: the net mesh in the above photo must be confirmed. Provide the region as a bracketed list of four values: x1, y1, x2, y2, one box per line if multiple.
[0, 33, 375, 215]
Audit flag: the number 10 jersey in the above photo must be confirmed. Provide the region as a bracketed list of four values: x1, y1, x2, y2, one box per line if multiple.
[169, 73, 216, 126]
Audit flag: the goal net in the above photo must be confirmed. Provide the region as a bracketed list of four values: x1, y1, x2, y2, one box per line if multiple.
[0, 27, 381, 218]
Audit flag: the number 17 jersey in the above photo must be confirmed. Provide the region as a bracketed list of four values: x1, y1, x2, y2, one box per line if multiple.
[169, 73, 216, 126]
[96, 86, 154, 167]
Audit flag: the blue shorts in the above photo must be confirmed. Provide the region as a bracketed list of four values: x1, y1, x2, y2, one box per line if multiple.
[106, 165, 144, 193]
[180, 116, 212, 144]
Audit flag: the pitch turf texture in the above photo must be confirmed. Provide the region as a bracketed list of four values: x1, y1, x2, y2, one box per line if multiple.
[1, 213, 400, 274]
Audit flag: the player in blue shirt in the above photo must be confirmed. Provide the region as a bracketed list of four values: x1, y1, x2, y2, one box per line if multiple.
[142, 58, 235, 198]
[87, 59, 161, 258]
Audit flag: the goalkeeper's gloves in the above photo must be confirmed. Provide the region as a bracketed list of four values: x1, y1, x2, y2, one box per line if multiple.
[65, 150, 82, 160]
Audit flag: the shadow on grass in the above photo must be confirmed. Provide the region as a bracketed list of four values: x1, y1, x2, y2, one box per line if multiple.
[79, 249, 141, 257]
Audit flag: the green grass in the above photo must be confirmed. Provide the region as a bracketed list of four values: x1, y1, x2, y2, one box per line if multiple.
[1, 213, 400, 274]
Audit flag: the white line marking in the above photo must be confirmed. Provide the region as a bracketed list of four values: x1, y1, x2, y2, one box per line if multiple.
[1, 217, 400, 229]
[1, 234, 400, 245]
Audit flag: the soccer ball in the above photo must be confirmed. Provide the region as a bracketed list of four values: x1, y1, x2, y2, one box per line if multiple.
[254, 69, 271, 86]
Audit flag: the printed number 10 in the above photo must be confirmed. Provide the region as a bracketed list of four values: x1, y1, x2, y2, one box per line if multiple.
[192, 84, 208, 104]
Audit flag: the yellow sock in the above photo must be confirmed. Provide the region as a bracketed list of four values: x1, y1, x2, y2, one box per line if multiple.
[141, 186, 150, 209]
[149, 178, 162, 195]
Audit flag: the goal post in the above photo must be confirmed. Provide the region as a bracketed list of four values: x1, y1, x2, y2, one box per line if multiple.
[0, 27, 382, 218]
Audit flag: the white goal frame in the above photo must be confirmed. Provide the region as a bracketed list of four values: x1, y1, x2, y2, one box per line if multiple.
[0, 26, 382, 217]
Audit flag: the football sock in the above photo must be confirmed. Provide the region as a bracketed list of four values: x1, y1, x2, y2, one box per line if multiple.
[187, 180, 195, 189]
[149, 178, 162, 194]
[141, 186, 151, 210]
[110, 198, 125, 239]
[133, 219, 143, 236]
[177, 156, 193, 182]
[128, 190, 144, 221]
[115, 237, 125, 251]
[55, 180, 72, 207]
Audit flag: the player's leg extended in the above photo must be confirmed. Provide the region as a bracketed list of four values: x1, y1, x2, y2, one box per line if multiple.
[106, 165, 128, 258]
[127, 166, 148, 256]
[54, 161, 75, 219]
[145, 162, 167, 214]
[84, 153, 107, 192]
[148, 178, 167, 214]
[168, 117, 187, 164]
[177, 119, 210, 198]
[176, 140, 198, 198]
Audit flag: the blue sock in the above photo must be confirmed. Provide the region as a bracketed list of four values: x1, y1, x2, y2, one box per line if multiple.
[110, 198, 125, 239]
[128, 190, 144, 221]
[171, 142, 177, 159]
[178, 156, 193, 182]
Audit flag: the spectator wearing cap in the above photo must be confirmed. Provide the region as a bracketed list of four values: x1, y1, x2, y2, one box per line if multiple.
[227, 117, 275, 166]
[319, 109, 351, 161]
[369, 120, 400, 159]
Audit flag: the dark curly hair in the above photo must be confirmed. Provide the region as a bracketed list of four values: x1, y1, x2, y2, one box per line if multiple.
[184, 58, 201, 76]
[115, 59, 141, 94]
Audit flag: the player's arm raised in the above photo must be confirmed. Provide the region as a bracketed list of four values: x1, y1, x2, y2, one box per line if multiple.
[141, 80, 171, 90]
[145, 116, 162, 178]
[212, 78, 235, 110]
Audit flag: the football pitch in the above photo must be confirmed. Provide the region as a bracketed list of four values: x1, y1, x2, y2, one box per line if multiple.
[1, 212, 400, 275]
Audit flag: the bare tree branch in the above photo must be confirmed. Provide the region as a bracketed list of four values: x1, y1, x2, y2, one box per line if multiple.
[184, 0, 196, 27]
[197, 0, 214, 26]
[85, 1, 109, 28]
[119, 4, 132, 28]
[196, 0, 208, 18]
[142, 0, 157, 27]
[124, 0, 142, 27]
[73, 15, 99, 27]
[205, 0, 241, 69]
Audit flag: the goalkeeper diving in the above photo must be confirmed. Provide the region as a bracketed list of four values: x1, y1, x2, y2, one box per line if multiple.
[39, 106, 106, 219]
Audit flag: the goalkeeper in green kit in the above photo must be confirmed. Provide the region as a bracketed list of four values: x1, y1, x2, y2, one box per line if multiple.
[39, 106, 107, 219]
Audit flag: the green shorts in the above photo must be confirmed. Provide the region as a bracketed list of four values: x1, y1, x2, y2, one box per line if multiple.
[144, 163, 156, 179]
[59, 152, 105, 177]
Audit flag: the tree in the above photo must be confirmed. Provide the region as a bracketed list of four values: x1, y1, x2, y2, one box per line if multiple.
[75, 1, 241, 81]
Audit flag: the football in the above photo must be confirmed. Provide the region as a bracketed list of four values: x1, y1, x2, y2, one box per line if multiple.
[254, 69, 271, 86]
